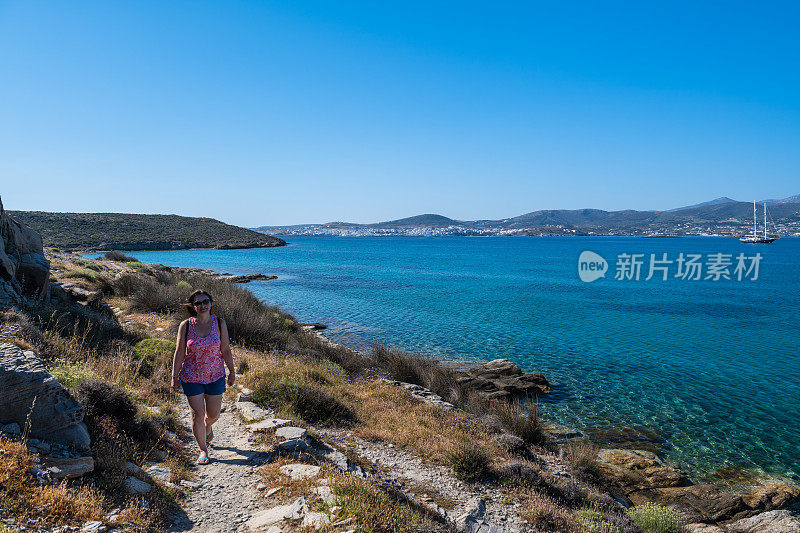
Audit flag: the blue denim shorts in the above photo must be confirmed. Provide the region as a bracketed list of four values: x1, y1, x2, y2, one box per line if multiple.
[180, 375, 226, 397]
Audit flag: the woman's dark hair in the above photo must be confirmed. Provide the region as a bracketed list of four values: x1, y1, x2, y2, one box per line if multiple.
[183, 290, 213, 317]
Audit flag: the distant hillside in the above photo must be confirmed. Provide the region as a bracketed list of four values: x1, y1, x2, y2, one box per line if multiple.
[373, 214, 461, 228]
[254, 200, 800, 237]
[762, 193, 800, 205]
[668, 197, 738, 212]
[10, 211, 286, 251]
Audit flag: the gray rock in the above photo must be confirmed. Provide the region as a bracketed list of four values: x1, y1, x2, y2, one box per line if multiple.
[247, 497, 308, 529]
[1, 422, 21, 435]
[278, 439, 308, 452]
[235, 401, 271, 422]
[41, 456, 94, 479]
[265, 486, 283, 497]
[302, 512, 330, 528]
[248, 418, 292, 431]
[383, 379, 456, 410]
[0, 198, 50, 306]
[279, 464, 320, 480]
[80, 521, 106, 533]
[312, 485, 336, 505]
[124, 476, 152, 495]
[27, 438, 51, 453]
[455, 358, 551, 401]
[0, 343, 91, 452]
[456, 497, 486, 531]
[276, 426, 307, 441]
[145, 464, 172, 483]
[684, 524, 724, 533]
[309, 440, 357, 474]
[628, 484, 745, 523]
[726, 510, 800, 532]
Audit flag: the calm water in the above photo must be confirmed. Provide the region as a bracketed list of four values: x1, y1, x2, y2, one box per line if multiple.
[91, 237, 800, 481]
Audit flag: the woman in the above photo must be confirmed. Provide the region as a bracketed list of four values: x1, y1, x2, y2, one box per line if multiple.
[171, 290, 236, 464]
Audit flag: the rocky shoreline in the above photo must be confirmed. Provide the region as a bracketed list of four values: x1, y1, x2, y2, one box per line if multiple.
[300, 327, 800, 530]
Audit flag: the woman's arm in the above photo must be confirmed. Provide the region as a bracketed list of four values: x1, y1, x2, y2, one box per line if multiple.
[219, 318, 236, 386]
[171, 321, 188, 391]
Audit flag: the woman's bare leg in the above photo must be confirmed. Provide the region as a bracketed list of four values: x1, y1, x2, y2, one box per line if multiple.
[186, 393, 208, 457]
[204, 394, 223, 442]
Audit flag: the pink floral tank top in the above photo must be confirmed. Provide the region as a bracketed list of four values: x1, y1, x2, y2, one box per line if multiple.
[180, 315, 226, 384]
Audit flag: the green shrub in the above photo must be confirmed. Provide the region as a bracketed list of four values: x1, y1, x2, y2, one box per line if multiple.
[103, 251, 139, 263]
[448, 441, 492, 482]
[252, 377, 353, 425]
[133, 338, 176, 379]
[50, 359, 100, 391]
[577, 508, 622, 533]
[628, 503, 685, 533]
[127, 275, 184, 313]
[176, 280, 192, 292]
[111, 272, 141, 297]
[62, 268, 101, 282]
[126, 261, 144, 268]
[134, 338, 176, 363]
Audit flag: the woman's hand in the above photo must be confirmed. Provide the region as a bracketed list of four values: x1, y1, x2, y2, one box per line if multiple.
[227, 372, 236, 387]
[171, 375, 181, 392]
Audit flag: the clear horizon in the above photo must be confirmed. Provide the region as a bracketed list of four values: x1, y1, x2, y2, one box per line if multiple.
[1, 2, 799, 226]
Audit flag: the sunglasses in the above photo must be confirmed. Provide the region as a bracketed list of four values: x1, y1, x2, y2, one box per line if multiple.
[192, 299, 211, 307]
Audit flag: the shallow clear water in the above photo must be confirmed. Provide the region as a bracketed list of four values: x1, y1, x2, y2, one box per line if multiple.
[91, 236, 800, 481]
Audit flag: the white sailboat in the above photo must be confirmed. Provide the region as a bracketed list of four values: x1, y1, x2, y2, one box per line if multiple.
[740, 201, 778, 244]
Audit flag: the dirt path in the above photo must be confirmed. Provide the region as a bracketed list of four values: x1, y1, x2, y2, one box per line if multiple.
[167, 401, 271, 533]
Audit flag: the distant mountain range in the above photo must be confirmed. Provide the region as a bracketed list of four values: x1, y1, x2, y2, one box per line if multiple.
[254, 194, 800, 237]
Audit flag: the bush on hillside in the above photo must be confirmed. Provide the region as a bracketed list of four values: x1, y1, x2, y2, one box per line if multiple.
[133, 338, 176, 378]
[448, 440, 492, 482]
[490, 399, 544, 445]
[104, 251, 139, 263]
[628, 503, 685, 533]
[371, 343, 466, 404]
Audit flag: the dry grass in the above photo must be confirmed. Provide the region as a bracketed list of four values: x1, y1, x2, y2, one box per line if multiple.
[341, 380, 503, 465]
[0, 437, 105, 527]
[241, 353, 507, 467]
[518, 489, 579, 532]
[562, 441, 602, 483]
[490, 399, 544, 445]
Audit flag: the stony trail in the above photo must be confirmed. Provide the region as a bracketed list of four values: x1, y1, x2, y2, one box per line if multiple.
[167, 402, 270, 533]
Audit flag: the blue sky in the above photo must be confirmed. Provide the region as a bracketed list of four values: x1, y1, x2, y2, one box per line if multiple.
[1, 1, 798, 226]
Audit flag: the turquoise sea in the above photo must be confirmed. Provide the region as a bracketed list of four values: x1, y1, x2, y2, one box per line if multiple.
[91, 237, 800, 483]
